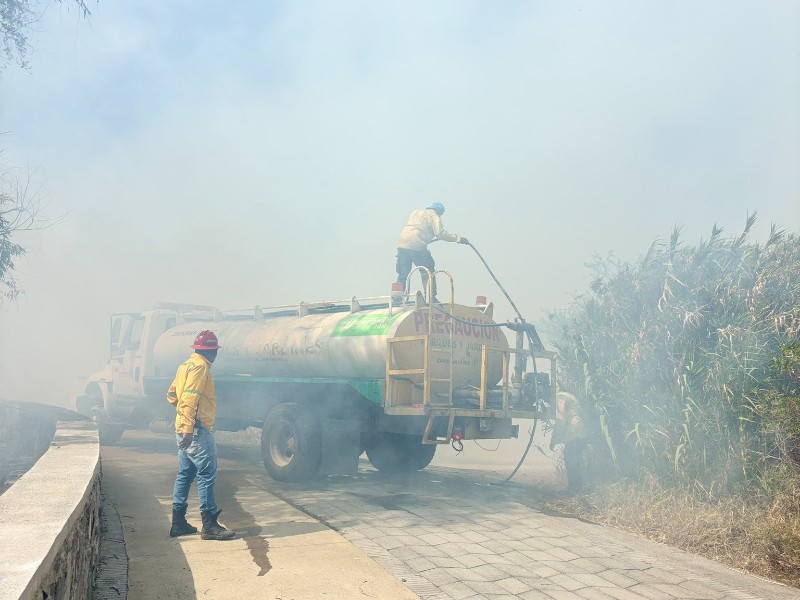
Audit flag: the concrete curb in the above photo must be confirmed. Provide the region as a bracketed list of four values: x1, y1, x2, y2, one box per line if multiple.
[0, 421, 101, 600]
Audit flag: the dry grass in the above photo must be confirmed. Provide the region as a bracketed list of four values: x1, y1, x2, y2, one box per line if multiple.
[545, 476, 800, 588]
[541, 222, 800, 587]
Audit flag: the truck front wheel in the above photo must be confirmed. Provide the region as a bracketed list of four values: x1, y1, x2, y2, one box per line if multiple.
[93, 408, 125, 445]
[366, 434, 436, 473]
[261, 403, 322, 482]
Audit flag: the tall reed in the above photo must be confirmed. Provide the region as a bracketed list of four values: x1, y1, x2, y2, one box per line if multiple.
[548, 216, 800, 495]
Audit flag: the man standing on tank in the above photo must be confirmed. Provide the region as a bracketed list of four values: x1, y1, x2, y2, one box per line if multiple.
[396, 202, 469, 302]
[168, 330, 235, 541]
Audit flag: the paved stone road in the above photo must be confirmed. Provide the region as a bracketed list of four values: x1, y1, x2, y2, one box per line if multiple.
[259, 464, 799, 600]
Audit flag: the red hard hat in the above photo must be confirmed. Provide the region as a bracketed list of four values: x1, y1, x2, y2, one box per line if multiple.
[191, 330, 221, 350]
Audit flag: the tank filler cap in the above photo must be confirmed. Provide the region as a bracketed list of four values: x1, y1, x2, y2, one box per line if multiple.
[414, 290, 426, 309]
[481, 302, 494, 319]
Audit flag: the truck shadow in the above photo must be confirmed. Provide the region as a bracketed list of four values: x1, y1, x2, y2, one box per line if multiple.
[115, 430, 565, 545]
[215, 467, 333, 577]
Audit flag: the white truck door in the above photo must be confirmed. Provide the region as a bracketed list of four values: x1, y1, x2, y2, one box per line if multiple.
[109, 313, 133, 359]
[111, 313, 147, 397]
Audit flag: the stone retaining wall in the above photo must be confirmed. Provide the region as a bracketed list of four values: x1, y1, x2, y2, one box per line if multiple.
[0, 403, 58, 491]
[0, 420, 101, 600]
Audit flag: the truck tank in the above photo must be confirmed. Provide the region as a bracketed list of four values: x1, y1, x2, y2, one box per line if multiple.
[152, 304, 509, 393]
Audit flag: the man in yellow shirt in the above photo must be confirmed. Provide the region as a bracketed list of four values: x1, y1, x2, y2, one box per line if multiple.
[396, 202, 469, 302]
[168, 330, 235, 540]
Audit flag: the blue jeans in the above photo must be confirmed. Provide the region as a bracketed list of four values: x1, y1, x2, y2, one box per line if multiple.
[172, 427, 218, 513]
[396, 247, 436, 296]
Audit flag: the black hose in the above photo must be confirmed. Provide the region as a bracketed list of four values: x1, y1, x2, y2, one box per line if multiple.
[497, 414, 539, 484]
[462, 240, 543, 485]
[466, 241, 526, 323]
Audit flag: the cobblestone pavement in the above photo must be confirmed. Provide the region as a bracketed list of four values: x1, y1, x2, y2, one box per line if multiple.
[258, 464, 799, 600]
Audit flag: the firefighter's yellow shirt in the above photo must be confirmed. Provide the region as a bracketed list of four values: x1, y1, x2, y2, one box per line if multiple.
[396, 208, 462, 251]
[167, 352, 216, 434]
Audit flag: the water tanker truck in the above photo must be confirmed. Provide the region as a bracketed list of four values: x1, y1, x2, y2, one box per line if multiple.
[76, 276, 556, 482]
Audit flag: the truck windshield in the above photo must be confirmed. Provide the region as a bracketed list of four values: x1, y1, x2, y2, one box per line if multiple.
[127, 317, 145, 351]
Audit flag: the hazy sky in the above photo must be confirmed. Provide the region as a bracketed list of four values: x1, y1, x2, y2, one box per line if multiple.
[1, 1, 798, 405]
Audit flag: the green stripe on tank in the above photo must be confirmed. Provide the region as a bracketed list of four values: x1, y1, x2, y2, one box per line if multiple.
[214, 375, 385, 405]
[330, 312, 402, 337]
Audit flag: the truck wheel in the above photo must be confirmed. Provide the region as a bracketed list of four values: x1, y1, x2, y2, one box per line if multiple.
[366, 434, 436, 473]
[92, 408, 125, 445]
[261, 403, 321, 482]
[404, 436, 436, 470]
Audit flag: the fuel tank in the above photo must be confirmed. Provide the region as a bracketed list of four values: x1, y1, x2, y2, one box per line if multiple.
[153, 304, 509, 386]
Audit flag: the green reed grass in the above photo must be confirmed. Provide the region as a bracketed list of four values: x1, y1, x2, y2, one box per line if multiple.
[548, 215, 800, 494]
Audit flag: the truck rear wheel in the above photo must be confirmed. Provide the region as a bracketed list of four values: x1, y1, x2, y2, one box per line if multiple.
[261, 403, 321, 482]
[405, 436, 437, 470]
[366, 434, 436, 473]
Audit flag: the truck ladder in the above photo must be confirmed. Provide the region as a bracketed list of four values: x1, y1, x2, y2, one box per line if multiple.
[385, 268, 457, 444]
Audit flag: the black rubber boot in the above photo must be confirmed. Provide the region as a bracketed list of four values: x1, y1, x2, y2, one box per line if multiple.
[170, 505, 198, 537]
[201, 509, 236, 540]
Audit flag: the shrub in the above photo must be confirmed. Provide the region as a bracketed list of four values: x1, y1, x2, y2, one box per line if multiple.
[548, 216, 800, 494]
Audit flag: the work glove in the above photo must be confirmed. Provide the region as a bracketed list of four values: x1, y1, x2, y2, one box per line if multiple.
[179, 432, 194, 449]
[459, 237, 470, 245]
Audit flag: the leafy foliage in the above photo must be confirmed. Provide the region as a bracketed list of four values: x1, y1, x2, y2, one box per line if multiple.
[0, 174, 30, 300]
[0, 0, 89, 296]
[0, 205, 25, 300]
[0, 168, 62, 301]
[549, 216, 800, 494]
[0, 0, 90, 71]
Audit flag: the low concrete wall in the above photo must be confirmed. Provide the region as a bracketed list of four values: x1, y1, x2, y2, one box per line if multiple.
[0, 403, 58, 490]
[0, 421, 101, 600]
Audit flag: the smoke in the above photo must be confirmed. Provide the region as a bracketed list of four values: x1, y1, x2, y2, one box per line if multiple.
[0, 1, 797, 409]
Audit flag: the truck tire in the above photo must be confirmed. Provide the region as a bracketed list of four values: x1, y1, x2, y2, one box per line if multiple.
[404, 436, 437, 471]
[366, 434, 436, 473]
[80, 385, 124, 445]
[261, 403, 322, 482]
[91, 406, 125, 445]
[98, 423, 125, 445]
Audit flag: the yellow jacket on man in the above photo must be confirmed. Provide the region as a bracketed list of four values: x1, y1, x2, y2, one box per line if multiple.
[396, 208, 462, 251]
[167, 352, 216, 434]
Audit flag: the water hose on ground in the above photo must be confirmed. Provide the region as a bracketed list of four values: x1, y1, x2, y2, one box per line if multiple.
[460, 241, 545, 484]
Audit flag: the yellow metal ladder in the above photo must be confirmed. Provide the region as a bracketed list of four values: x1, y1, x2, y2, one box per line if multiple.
[385, 268, 457, 444]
